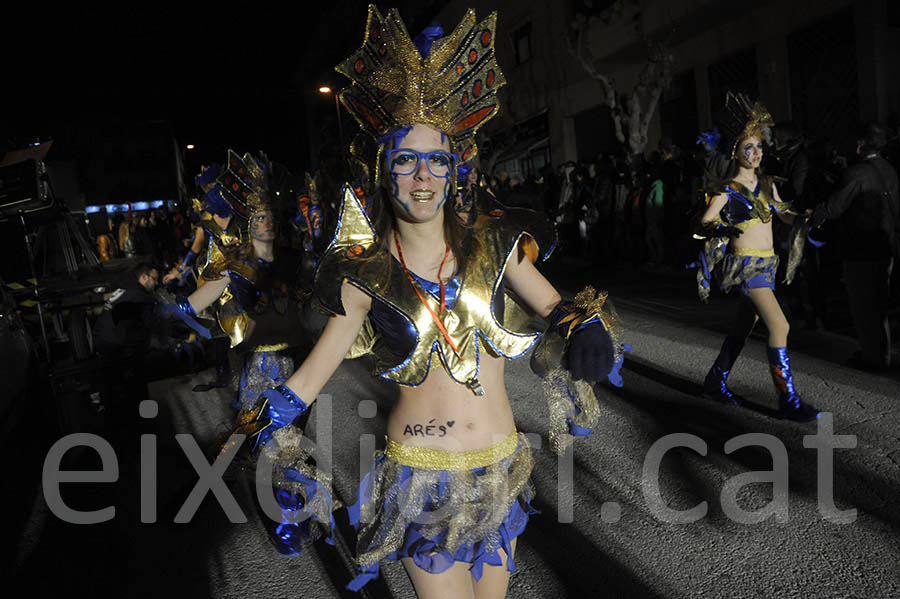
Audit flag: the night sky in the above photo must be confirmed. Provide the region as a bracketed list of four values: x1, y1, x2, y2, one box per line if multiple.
[5, 2, 446, 172]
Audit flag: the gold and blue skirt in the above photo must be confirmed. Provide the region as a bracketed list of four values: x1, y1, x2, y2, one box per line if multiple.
[347, 431, 536, 590]
[721, 248, 779, 295]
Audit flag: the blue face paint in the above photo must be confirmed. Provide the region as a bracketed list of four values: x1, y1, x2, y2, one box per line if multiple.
[377, 125, 413, 150]
[741, 141, 762, 163]
[439, 176, 451, 211]
[389, 171, 412, 216]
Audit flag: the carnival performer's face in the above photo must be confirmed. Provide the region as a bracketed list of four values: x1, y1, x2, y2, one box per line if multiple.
[385, 123, 455, 224]
[249, 209, 275, 241]
[737, 135, 763, 169]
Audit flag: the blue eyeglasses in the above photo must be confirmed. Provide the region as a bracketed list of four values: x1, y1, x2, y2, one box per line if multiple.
[386, 149, 458, 177]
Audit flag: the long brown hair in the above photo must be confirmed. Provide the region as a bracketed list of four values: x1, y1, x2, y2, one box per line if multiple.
[364, 184, 478, 276]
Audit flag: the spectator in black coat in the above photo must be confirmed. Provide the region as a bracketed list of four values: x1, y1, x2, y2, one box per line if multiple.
[813, 122, 900, 370]
[92, 263, 164, 442]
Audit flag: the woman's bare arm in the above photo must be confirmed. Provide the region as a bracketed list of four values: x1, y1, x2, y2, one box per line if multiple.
[188, 276, 230, 313]
[701, 193, 728, 224]
[281, 281, 372, 403]
[502, 241, 562, 318]
[191, 227, 206, 254]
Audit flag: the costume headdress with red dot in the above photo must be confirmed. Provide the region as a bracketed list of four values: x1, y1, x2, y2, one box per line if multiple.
[214, 150, 273, 222]
[335, 4, 506, 186]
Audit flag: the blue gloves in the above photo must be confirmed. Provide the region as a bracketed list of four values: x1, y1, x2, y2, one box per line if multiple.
[159, 295, 212, 339]
[239, 385, 309, 452]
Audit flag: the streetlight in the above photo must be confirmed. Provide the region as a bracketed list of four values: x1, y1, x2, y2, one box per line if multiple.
[186, 144, 195, 150]
[318, 85, 345, 154]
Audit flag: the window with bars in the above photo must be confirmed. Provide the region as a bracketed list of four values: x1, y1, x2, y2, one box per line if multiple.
[708, 46, 759, 119]
[787, 7, 858, 151]
[660, 69, 699, 153]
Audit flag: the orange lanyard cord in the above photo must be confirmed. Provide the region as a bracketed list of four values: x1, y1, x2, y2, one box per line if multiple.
[393, 231, 462, 359]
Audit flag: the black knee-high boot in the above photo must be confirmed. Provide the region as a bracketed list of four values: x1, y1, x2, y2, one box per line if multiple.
[766, 346, 819, 422]
[704, 298, 758, 405]
[703, 335, 746, 405]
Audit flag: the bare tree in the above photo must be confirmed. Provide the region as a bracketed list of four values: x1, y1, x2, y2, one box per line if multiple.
[566, 8, 673, 160]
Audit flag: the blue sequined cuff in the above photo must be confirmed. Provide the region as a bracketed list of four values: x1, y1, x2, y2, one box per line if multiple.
[176, 295, 197, 318]
[264, 385, 309, 429]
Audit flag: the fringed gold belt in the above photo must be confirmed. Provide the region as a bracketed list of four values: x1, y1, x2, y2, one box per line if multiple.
[385, 431, 519, 471]
[733, 247, 775, 257]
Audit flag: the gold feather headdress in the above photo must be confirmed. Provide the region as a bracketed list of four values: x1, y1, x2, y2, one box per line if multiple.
[335, 4, 506, 185]
[720, 91, 775, 159]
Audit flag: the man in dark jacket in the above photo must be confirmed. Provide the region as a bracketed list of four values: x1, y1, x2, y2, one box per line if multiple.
[93, 263, 160, 357]
[813, 123, 900, 370]
[92, 263, 161, 442]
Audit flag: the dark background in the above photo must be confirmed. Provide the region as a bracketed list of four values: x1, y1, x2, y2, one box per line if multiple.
[3, 2, 448, 172]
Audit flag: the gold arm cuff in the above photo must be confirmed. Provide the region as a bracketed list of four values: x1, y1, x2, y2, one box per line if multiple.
[733, 247, 775, 257]
[385, 431, 518, 471]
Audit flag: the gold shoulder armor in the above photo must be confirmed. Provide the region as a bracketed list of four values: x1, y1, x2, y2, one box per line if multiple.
[314, 185, 389, 316]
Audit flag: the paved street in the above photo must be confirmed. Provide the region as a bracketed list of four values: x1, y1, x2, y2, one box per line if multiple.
[13, 263, 900, 598]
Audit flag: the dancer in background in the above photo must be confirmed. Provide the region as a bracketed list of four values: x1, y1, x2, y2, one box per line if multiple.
[170, 152, 310, 412]
[694, 92, 819, 422]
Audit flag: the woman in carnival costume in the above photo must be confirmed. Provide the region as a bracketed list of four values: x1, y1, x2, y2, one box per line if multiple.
[166, 153, 332, 546]
[233, 6, 627, 597]
[694, 92, 820, 422]
[167, 153, 314, 410]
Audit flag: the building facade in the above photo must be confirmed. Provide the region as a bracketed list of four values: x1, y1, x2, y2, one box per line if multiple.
[434, 0, 900, 174]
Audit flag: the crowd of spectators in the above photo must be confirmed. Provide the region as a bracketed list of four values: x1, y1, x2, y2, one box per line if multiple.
[93, 208, 193, 267]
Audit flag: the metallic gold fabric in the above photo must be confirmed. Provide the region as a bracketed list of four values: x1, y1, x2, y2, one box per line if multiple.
[199, 216, 243, 253]
[200, 244, 263, 348]
[529, 330, 601, 454]
[784, 214, 813, 285]
[555, 285, 620, 341]
[252, 342, 290, 353]
[385, 431, 518, 470]
[262, 424, 341, 536]
[315, 186, 556, 387]
[356, 433, 533, 569]
[695, 175, 793, 301]
[336, 5, 506, 167]
[734, 247, 775, 257]
[217, 150, 273, 221]
[695, 237, 727, 303]
[721, 253, 779, 293]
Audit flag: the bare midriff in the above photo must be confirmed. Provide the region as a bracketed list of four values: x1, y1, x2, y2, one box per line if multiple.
[386, 351, 515, 453]
[732, 219, 773, 253]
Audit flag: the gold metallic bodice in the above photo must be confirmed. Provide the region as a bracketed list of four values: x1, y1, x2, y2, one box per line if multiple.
[315, 186, 556, 387]
[707, 175, 790, 232]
